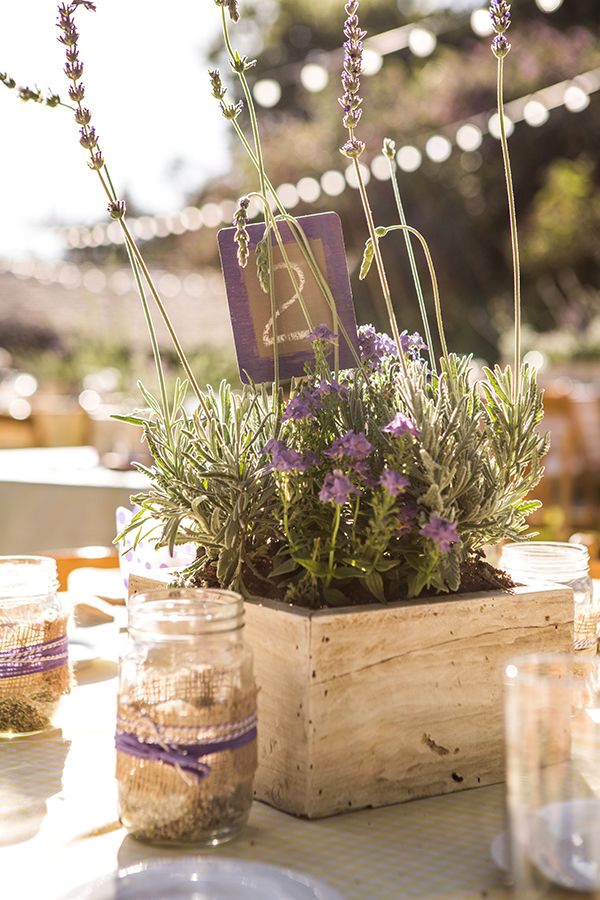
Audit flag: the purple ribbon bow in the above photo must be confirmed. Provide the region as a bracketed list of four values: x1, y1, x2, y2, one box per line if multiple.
[0, 634, 69, 679]
[115, 714, 257, 780]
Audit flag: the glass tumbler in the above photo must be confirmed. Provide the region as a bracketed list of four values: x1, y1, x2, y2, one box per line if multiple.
[505, 654, 600, 897]
[116, 588, 257, 847]
[501, 542, 596, 651]
[0, 556, 71, 737]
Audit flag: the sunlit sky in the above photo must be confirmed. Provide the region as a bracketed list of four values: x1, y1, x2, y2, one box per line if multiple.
[0, 0, 228, 258]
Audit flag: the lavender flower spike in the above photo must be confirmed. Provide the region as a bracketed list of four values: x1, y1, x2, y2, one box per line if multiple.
[489, 1, 511, 58]
[420, 517, 460, 554]
[319, 470, 358, 506]
[339, 0, 365, 158]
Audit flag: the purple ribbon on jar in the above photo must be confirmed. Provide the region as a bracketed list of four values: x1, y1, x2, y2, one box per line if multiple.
[115, 711, 257, 780]
[0, 634, 69, 679]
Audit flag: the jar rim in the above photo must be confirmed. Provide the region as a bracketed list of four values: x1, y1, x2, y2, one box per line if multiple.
[0, 556, 59, 604]
[501, 541, 589, 579]
[129, 587, 244, 637]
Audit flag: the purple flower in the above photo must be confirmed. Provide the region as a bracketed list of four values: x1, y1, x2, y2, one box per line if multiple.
[325, 430, 372, 461]
[282, 390, 317, 423]
[489, 1, 511, 58]
[263, 440, 308, 473]
[399, 330, 428, 357]
[420, 517, 460, 554]
[319, 469, 358, 505]
[303, 451, 321, 469]
[396, 503, 418, 534]
[379, 469, 409, 496]
[308, 324, 337, 344]
[357, 325, 398, 370]
[314, 379, 350, 399]
[382, 412, 421, 440]
[353, 459, 377, 487]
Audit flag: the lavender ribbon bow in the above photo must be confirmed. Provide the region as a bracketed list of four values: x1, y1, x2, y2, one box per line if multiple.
[115, 714, 257, 780]
[0, 634, 69, 679]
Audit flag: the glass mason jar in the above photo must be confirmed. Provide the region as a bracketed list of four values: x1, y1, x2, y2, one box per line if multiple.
[501, 542, 596, 651]
[0, 556, 70, 738]
[116, 588, 257, 847]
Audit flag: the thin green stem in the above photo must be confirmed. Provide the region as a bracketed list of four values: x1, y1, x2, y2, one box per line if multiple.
[327, 504, 342, 587]
[222, 8, 279, 392]
[386, 156, 436, 374]
[497, 57, 521, 401]
[373, 224, 449, 366]
[351, 156, 409, 379]
[103, 165, 171, 436]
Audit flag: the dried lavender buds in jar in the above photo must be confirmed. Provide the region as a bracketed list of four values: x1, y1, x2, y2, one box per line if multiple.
[0, 557, 71, 738]
[116, 589, 257, 846]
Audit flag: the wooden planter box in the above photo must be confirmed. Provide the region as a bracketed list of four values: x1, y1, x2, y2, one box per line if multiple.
[130, 573, 573, 819]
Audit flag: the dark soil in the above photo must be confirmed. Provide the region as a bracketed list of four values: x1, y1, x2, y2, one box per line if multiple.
[189, 554, 515, 609]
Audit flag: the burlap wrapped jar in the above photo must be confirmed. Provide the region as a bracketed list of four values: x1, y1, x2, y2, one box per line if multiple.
[116, 588, 257, 846]
[0, 557, 71, 737]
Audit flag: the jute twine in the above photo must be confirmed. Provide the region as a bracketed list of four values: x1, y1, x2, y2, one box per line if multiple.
[0, 613, 71, 734]
[117, 667, 257, 844]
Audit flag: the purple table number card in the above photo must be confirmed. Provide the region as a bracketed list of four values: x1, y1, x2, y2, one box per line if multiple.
[217, 211, 359, 383]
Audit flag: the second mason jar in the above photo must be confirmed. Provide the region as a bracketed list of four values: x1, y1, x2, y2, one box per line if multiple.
[501, 541, 597, 650]
[116, 588, 257, 846]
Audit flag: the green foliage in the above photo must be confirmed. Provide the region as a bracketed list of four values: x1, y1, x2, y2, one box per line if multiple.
[124, 337, 548, 606]
[119, 379, 283, 596]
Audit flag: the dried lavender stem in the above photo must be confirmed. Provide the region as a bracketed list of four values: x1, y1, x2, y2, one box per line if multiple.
[220, 8, 279, 391]
[497, 56, 521, 400]
[385, 151, 436, 372]
[351, 154, 409, 377]
[374, 224, 449, 365]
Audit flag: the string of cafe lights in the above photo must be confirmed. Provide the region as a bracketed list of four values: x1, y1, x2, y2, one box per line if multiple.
[55, 63, 599, 252]
[0, 256, 223, 304]
[252, 0, 565, 109]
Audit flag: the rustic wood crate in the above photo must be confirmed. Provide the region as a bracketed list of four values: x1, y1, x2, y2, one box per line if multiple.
[130, 573, 573, 818]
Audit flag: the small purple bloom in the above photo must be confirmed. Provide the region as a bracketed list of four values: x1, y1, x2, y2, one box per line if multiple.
[319, 469, 358, 505]
[263, 439, 308, 473]
[357, 324, 399, 370]
[379, 469, 409, 496]
[382, 412, 421, 440]
[314, 379, 350, 399]
[308, 324, 337, 344]
[282, 391, 317, 423]
[399, 330, 428, 357]
[396, 503, 418, 534]
[420, 516, 460, 554]
[325, 430, 372, 461]
[303, 451, 321, 469]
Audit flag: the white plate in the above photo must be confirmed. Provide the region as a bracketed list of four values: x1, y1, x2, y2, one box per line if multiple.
[58, 858, 345, 900]
[490, 799, 600, 891]
[68, 623, 117, 669]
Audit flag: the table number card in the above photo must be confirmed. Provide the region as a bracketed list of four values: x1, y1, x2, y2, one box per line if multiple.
[217, 211, 359, 383]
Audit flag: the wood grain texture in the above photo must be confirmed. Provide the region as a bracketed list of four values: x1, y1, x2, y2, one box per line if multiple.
[130, 575, 574, 819]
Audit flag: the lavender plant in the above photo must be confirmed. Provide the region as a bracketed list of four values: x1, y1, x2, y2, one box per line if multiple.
[4, 0, 547, 604]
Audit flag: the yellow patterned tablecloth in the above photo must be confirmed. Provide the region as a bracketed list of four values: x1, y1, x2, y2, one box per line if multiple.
[0, 662, 511, 900]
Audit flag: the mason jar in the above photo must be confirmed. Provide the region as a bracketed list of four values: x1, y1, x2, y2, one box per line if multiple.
[116, 588, 257, 846]
[500, 542, 596, 651]
[0, 556, 71, 737]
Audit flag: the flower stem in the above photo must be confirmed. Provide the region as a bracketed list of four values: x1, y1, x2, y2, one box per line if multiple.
[327, 504, 342, 587]
[221, 8, 280, 392]
[373, 224, 449, 368]
[103, 165, 171, 436]
[497, 57, 521, 401]
[351, 156, 408, 378]
[386, 157, 437, 373]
